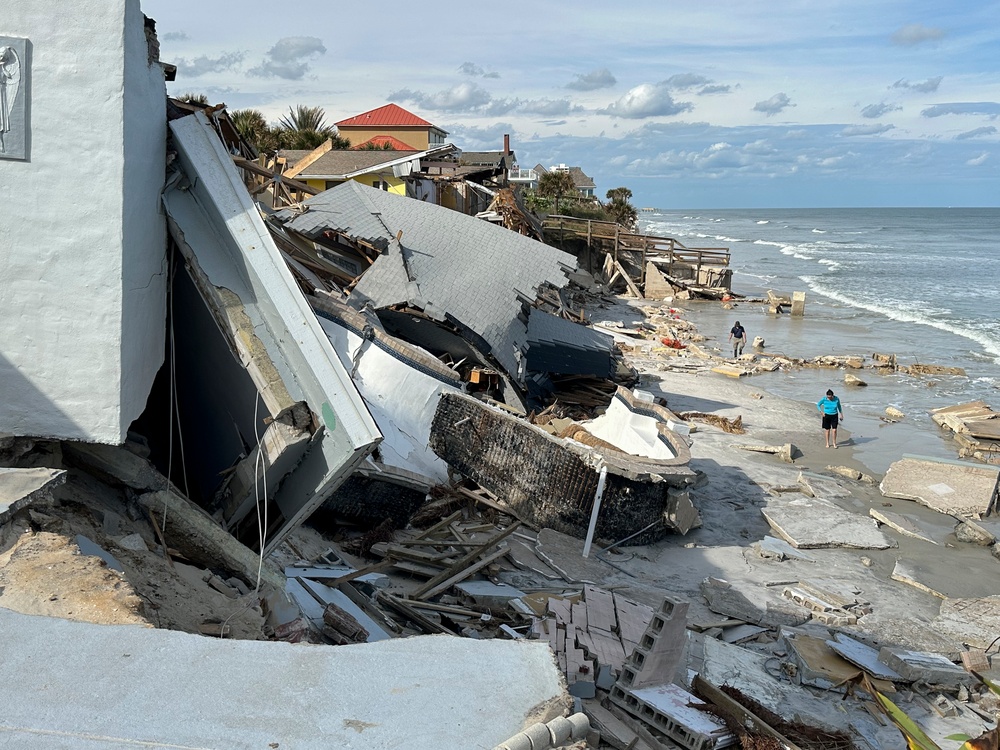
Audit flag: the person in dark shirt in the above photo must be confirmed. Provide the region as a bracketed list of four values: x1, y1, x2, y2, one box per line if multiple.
[817, 389, 844, 448]
[728, 321, 747, 357]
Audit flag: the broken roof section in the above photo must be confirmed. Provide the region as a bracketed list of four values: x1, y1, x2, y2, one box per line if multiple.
[278, 144, 456, 182]
[163, 112, 381, 553]
[272, 180, 612, 403]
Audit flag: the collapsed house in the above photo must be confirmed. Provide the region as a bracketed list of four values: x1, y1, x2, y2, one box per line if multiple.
[269, 179, 618, 411]
[258, 180, 699, 538]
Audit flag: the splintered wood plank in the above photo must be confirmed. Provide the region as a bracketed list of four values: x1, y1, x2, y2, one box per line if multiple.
[614, 593, 655, 648]
[585, 585, 617, 633]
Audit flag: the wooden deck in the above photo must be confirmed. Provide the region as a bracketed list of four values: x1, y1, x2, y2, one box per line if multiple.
[541, 215, 731, 294]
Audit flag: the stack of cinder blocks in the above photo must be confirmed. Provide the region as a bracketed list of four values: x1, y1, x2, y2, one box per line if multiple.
[609, 596, 735, 750]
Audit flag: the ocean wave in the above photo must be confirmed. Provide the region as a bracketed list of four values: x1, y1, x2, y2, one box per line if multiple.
[800, 276, 1000, 362]
[779, 245, 816, 261]
[753, 239, 785, 248]
[756, 220, 769, 224]
[811, 229, 827, 234]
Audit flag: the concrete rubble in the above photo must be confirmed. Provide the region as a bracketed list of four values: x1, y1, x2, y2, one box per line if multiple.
[880, 454, 1000, 518]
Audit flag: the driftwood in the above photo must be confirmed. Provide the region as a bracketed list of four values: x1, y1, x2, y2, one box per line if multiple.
[679, 412, 744, 434]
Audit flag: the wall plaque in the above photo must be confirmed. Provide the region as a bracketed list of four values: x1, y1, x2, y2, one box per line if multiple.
[0, 36, 27, 160]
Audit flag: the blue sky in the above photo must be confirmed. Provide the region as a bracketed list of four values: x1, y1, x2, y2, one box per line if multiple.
[146, 0, 1000, 208]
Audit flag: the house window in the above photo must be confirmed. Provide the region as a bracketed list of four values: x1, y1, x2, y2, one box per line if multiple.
[372, 179, 389, 191]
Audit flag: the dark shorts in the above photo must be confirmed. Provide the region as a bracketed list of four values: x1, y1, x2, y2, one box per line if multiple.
[822, 413, 839, 430]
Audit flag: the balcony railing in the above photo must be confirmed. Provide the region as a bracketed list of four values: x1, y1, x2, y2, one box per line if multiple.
[508, 169, 538, 182]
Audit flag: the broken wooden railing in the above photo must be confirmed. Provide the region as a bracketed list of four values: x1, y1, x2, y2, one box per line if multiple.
[541, 214, 731, 296]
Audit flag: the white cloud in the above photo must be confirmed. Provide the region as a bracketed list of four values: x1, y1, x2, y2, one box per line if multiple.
[967, 152, 989, 166]
[922, 102, 1000, 118]
[891, 77, 943, 93]
[753, 93, 793, 116]
[174, 51, 245, 78]
[162, 31, 188, 42]
[391, 84, 581, 117]
[601, 83, 693, 119]
[248, 37, 325, 80]
[891, 24, 945, 46]
[861, 102, 901, 119]
[699, 84, 732, 95]
[459, 62, 500, 79]
[566, 69, 616, 91]
[662, 73, 711, 90]
[956, 126, 997, 140]
[840, 123, 895, 136]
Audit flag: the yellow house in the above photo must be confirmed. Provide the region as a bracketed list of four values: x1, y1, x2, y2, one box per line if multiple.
[335, 103, 448, 152]
[279, 144, 456, 195]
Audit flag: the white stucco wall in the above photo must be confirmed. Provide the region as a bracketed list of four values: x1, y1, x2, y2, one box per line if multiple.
[0, 0, 166, 443]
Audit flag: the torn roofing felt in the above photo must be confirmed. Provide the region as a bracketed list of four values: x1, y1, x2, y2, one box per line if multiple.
[272, 180, 591, 386]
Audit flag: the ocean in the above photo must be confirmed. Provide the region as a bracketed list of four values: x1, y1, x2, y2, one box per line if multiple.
[639, 207, 1000, 473]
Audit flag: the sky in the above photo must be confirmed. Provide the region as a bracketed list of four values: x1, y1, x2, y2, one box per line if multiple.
[144, 0, 1000, 208]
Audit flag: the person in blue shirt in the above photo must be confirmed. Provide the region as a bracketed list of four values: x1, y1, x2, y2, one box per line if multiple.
[817, 389, 844, 448]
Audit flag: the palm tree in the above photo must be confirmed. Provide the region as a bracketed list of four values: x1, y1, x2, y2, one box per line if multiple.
[275, 105, 350, 150]
[538, 170, 577, 214]
[278, 104, 332, 134]
[605, 186, 638, 230]
[177, 92, 209, 105]
[230, 108, 279, 153]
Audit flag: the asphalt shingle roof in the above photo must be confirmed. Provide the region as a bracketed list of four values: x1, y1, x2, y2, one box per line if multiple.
[282, 150, 421, 179]
[273, 181, 582, 381]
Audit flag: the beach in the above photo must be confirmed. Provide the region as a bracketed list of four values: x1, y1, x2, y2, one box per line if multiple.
[594, 294, 1000, 687]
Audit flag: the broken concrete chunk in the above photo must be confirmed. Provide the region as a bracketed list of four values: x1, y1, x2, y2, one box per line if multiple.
[116, 533, 149, 552]
[933, 596, 1000, 650]
[955, 518, 996, 546]
[844, 373, 867, 387]
[62, 442, 165, 492]
[0, 467, 67, 525]
[891, 560, 947, 599]
[700, 577, 810, 628]
[868, 508, 938, 544]
[827, 633, 904, 682]
[880, 455, 1000, 518]
[878, 647, 974, 688]
[826, 465, 877, 484]
[751, 535, 816, 562]
[761, 495, 895, 549]
[138, 489, 283, 591]
[884, 406, 905, 421]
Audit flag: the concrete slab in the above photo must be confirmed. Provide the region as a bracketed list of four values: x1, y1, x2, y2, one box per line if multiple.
[535, 528, 616, 584]
[455, 580, 526, 607]
[0, 608, 568, 749]
[761, 495, 895, 549]
[700, 577, 810, 628]
[880, 455, 1000, 518]
[0, 467, 66, 524]
[751, 535, 816, 562]
[624, 683, 733, 749]
[878, 647, 974, 688]
[826, 633, 904, 682]
[933, 595, 1000, 650]
[869, 507, 939, 544]
[891, 560, 948, 599]
[785, 632, 863, 690]
[697, 636, 858, 733]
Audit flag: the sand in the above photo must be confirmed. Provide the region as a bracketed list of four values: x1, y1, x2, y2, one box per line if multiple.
[588, 296, 1000, 657]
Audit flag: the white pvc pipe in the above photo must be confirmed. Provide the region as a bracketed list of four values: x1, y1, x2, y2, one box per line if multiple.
[582, 465, 608, 558]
